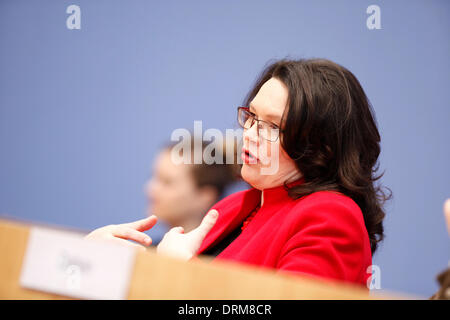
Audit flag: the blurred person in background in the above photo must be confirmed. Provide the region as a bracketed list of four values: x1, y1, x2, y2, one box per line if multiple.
[144, 136, 246, 244]
[430, 198, 450, 300]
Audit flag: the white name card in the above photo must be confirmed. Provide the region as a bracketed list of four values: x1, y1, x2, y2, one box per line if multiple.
[20, 226, 137, 300]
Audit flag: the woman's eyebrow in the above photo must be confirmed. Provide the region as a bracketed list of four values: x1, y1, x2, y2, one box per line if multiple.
[250, 104, 281, 124]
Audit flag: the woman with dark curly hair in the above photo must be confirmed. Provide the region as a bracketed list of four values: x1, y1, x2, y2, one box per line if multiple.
[87, 58, 391, 287]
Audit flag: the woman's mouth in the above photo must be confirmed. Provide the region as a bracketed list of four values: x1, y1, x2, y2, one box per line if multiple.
[241, 148, 258, 164]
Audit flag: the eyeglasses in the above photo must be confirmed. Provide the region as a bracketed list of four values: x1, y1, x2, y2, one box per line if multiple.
[237, 106, 281, 142]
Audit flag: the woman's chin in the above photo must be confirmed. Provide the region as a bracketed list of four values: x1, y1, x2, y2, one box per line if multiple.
[241, 164, 264, 190]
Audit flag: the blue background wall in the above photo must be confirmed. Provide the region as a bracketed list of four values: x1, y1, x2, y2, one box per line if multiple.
[1, 0, 449, 297]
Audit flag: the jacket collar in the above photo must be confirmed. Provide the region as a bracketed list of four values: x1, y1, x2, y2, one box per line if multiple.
[260, 177, 305, 209]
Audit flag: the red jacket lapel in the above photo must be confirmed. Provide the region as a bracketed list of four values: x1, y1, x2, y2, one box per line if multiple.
[197, 188, 261, 254]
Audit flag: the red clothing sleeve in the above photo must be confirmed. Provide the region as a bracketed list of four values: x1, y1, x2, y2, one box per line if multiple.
[276, 196, 372, 285]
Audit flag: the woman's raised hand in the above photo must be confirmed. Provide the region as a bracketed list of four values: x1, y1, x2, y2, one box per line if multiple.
[84, 215, 158, 251]
[85, 209, 218, 258]
[157, 209, 219, 261]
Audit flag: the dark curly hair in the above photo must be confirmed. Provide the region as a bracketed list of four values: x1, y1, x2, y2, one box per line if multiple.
[243, 58, 391, 254]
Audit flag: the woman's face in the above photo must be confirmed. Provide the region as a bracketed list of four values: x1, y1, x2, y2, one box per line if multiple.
[241, 77, 302, 190]
[145, 149, 212, 226]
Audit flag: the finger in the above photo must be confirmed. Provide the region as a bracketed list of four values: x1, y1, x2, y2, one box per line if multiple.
[112, 227, 152, 246]
[123, 215, 158, 232]
[85, 235, 147, 252]
[168, 226, 184, 234]
[109, 237, 147, 252]
[444, 198, 450, 235]
[192, 209, 218, 240]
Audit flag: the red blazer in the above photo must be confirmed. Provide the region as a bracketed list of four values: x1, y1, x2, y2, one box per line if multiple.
[197, 180, 372, 286]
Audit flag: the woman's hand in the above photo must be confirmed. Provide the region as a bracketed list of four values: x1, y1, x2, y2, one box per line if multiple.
[157, 209, 218, 261]
[84, 215, 158, 251]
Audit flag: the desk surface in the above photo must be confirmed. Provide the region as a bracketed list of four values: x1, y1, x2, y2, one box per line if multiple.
[0, 218, 408, 300]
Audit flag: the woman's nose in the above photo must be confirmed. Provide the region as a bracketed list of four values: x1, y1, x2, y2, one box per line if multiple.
[243, 122, 260, 147]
